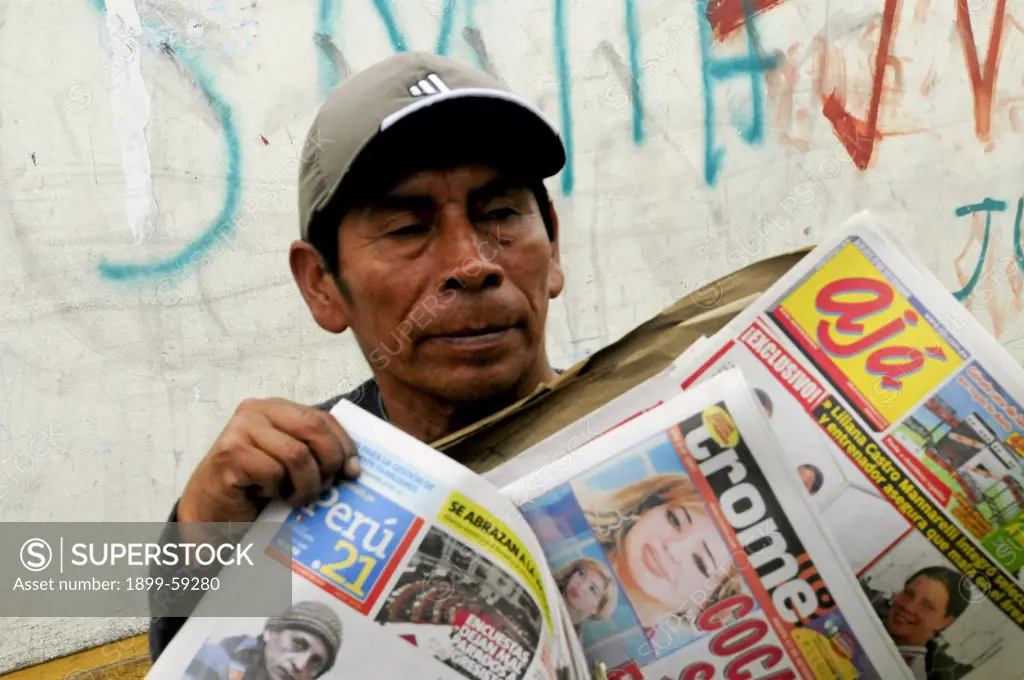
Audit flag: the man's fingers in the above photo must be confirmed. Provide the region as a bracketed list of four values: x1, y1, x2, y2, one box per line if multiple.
[231, 445, 287, 499]
[260, 399, 350, 481]
[247, 423, 323, 506]
[343, 455, 361, 479]
[317, 411, 361, 479]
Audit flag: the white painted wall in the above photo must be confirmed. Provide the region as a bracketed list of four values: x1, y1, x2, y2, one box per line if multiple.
[1, 0, 1022, 670]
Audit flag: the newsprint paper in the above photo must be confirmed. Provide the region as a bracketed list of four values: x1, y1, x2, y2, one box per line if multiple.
[147, 369, 909, 680]
[676, 213, 1024, 680]
[496, 210, 1024, 680]
[499, 369, 909, 680]
[150, 398, 571, 680]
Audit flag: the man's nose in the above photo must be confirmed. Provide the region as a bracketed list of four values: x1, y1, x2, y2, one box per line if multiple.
[436, 210, 504, 292]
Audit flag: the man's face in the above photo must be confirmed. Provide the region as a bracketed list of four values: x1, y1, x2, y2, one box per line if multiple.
[332, 163, 563, 402]
[263, 628, 330, 680]
[886, 575, 956, 646]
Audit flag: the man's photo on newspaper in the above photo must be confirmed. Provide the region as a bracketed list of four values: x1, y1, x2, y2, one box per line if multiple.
[182, 600, 343, 680]
[857, 530, 1019, 680]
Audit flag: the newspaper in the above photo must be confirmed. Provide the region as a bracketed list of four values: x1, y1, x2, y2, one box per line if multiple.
[147, 368, 909, 680]
[670, 211, 1024, 680]
[148, 399, 573, 680]
[499, 369, 911, 680]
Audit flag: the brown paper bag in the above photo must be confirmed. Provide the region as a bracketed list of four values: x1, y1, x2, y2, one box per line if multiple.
[432, 246, 813, 472]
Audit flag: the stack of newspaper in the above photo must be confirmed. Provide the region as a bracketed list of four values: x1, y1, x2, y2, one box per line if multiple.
[149, 211, 1024, 680]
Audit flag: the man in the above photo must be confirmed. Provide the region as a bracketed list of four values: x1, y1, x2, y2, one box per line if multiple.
[184, 601, 343, 680]
[862, 566, 973, 680]
[150, 51, 568, 660]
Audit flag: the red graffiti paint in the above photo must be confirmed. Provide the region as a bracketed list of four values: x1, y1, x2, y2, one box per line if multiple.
[259, 134, 270, 145]
[706, 0, 788, 41]
[956, 0, 1008, 144]
[821, 0, 901, 170]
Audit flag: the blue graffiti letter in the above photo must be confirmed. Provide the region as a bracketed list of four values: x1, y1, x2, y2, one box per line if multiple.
[697, 0, 778, 185]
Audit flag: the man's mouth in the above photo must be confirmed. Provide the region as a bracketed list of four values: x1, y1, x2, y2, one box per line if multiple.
[425, 324, 518, 346]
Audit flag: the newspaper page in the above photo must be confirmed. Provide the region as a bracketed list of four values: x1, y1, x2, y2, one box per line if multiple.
[483, 365, 682, 490]
[148, 399, 572, 680]
[500, 369, 911, 680]
[483, 334, 714, 491]
[674, 210, 1024, 680]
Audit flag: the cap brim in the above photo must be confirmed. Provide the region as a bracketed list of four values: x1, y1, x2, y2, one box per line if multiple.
[339, 89, 566, 202]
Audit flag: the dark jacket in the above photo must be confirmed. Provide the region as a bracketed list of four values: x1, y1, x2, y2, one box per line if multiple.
[922, 641, 973, 680]
[184, 634, 269, 680]
[148, 379, 383, 663]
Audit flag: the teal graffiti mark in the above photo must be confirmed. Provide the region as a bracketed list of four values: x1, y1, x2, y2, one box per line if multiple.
[318, 0, 468, 91]
[696, 0, 779, 185]
[951, 198, 1008, 301]
[372, 0, 409, 52]
[435, 0, 456, 55]
[553, 0, 574, 195]
[317, 0, 341, 95]
[1012, 198, 1024, 279]
[624, 0, 644, 143]
[90, 2, 242, 282]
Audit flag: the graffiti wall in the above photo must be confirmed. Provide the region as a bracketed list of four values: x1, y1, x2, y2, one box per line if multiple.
[1, 0, 1022, 668]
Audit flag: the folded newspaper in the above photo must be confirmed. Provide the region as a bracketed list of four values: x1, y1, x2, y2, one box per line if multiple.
[499, 210, 1024, 680]
[674, 212, 1024, 680]
[147, 368, 909, 680]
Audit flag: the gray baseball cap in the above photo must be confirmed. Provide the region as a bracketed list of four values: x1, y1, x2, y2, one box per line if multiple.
[297, 51, 566, 241]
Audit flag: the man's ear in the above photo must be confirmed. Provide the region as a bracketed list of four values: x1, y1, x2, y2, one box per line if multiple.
[546, 201, 565, 300]
[289, 240, 350, 333]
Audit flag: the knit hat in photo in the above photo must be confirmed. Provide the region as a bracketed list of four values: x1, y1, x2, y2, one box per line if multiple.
[265, 600, 344, 674]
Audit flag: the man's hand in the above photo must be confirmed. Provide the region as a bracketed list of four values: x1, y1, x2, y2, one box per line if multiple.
[178, 398, 361, 523]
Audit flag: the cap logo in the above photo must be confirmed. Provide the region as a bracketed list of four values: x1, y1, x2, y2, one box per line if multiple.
[409, 73, 450, 97]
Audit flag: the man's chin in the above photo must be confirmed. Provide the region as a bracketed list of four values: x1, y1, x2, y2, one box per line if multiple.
[423, 360, 530, 402]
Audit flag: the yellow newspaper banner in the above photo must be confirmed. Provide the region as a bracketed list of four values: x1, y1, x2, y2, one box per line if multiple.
[438, 491, 552, 631]
[770, 239, 965, 430]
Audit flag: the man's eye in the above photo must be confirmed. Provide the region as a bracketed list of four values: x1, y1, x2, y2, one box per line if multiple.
[388, 223, 429, 237]
[482, 207, 518, 220]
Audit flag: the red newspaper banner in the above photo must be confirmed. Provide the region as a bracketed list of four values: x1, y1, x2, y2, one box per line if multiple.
[738, 322, 829, 413]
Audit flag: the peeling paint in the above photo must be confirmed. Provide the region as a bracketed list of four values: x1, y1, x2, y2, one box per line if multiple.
[105, 0, 159, 244]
